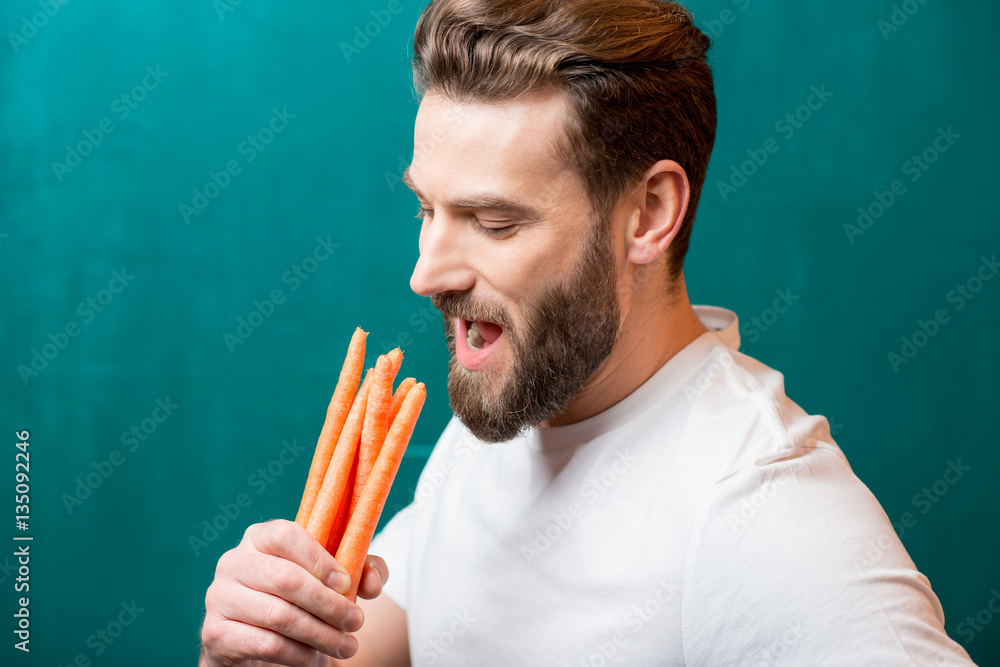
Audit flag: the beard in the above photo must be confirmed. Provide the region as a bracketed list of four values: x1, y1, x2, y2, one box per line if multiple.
[431, 217, 621, 443]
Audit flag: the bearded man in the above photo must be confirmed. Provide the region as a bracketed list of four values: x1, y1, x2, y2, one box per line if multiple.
[199, 1, 976, 665]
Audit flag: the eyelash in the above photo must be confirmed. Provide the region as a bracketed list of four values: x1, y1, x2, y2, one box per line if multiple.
[413, 207, 515, 238]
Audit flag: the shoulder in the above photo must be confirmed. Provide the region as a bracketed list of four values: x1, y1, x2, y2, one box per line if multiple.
[676, 346, 974, 664]
[679, 339, 845, 480]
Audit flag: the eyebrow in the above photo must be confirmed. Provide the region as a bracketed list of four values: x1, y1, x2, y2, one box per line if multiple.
[402, 167, 543, 221]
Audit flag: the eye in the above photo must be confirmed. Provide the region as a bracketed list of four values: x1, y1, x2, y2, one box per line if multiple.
[414, 206, 433, 220]
[478, 221, 516, 238]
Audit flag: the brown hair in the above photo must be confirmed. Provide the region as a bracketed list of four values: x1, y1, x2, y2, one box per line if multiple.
[411, 0, 716, 283]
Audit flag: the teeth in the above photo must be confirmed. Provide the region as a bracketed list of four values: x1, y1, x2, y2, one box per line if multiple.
[467, 321, 485, 350]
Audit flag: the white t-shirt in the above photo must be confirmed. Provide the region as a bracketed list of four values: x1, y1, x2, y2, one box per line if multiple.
[370, 305, 976, 666]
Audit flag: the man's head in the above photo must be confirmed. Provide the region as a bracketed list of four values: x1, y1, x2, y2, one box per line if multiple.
[404, 0, 716, 442]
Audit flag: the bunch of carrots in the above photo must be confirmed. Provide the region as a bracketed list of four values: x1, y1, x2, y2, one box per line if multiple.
[295, 327, 425, 602]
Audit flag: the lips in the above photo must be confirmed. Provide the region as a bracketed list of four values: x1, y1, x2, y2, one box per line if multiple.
[455, 317, 505, 371]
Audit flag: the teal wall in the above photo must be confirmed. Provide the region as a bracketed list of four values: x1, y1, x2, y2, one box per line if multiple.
[1, 0, 997, 665]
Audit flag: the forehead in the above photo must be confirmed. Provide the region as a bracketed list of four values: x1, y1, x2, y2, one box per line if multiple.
[407, 88, 579, 205]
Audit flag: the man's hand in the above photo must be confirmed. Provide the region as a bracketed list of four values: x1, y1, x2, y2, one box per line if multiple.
[199, 519, 389, 667]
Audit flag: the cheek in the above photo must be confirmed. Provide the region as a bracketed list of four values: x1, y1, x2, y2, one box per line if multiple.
[494, 230, 579, 288]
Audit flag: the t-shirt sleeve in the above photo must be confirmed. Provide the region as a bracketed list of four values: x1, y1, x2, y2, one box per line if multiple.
[681, 446, 976, 666]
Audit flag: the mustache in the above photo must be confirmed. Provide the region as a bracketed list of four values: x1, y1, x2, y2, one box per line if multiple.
[430, 293, 512, 330]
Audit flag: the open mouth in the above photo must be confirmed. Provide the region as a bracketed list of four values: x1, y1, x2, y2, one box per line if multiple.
[466, 320, 502, 351]
[455, 318, 505, 370]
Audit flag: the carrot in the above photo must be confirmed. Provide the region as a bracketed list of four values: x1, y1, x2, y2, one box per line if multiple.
[386, 347, 403, 375]
[295, 328, 367, 526]
[336, 383, 426, 601]
[305, 369, 373, 547]
[349, 355, 400, 518]
[388, 377, 417, 425]
[326, 452, 358, 555]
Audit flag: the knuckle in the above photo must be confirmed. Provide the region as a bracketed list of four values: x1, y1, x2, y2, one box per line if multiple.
[260, 598, 294, 633]
[204, 583, 220, 612]
[216, 548, 238, 574]
[200, 616, 222, 647]
[270, 518, 296, 541]
[309, 551, 333, 585]
[270, 561, 303, 594]
[249, 630, 283, 659]
[324, 590, 356, 624]
[243, 522, 261, 540]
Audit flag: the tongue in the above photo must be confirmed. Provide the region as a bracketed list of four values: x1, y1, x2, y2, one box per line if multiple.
[476, 320, 503, 345]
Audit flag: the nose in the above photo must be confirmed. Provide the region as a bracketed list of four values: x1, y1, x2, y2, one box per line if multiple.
[409, 214, 475, 297]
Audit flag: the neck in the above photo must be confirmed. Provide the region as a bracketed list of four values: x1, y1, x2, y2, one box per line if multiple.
[543, 271, 707, 428]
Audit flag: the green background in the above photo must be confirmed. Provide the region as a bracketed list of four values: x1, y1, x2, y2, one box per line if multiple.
[1, 0, 997, 664]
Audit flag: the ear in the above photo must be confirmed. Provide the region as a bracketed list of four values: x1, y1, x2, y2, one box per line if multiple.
[624, 160, 690, 265]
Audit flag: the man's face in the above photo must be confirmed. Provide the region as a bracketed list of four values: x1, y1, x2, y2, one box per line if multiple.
[406, 88, 621, 442]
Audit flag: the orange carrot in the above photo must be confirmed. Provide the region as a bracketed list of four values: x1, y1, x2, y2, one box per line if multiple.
[388, 377, 417, 425]
[336, 383, 426, 601]
[305, 369, 373, 547]
[295, 328, 367, 526]
[326, 452, 358, 555]
[349, 355, 400, 518]
[386, 347, 403, 375]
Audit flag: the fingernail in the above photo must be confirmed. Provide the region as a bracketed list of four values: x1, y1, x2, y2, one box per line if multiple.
[330, 571, 351, 594]
[339, 633, 358, 657]
[345, 608, 364, 632]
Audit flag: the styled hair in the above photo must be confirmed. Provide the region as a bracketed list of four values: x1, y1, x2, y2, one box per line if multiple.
[411, 0, 716, 283]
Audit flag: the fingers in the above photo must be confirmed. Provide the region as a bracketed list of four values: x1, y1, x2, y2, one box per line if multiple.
[357, 555, 389, 600]
[201, 610, 352, 666]
[200, 520, 368, 667]
[227, 550, 363, 633]
[209, 583, 359, 660]
[243, 520, 351, 593]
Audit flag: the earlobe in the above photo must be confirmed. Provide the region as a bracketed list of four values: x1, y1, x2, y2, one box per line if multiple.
[625, 160, 690, 265]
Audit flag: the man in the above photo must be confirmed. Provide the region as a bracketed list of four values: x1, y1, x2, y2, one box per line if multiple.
[200, 0, 977, 665]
